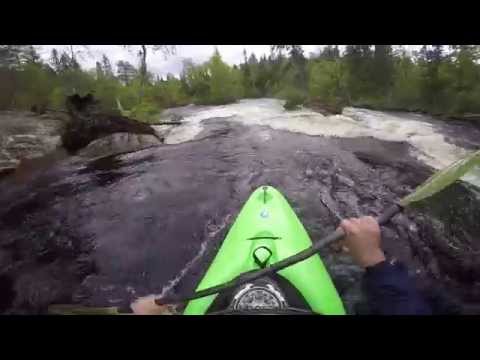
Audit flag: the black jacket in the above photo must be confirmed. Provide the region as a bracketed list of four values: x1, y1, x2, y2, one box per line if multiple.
[364, 260, 432, 315]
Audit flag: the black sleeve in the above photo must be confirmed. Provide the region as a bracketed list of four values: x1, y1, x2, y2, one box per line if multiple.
[363, 260, 432, 315]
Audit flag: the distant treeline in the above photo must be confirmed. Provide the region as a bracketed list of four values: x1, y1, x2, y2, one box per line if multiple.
[1, 45, 479, 122]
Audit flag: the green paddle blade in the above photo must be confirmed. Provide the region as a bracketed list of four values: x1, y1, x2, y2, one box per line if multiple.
[400, 150, 480, 207]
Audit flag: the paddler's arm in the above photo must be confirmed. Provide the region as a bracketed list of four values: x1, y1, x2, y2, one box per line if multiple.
[339, 216, 432, 315]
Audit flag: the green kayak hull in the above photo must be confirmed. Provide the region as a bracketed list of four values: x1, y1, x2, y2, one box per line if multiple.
[183, 186, 345, 315]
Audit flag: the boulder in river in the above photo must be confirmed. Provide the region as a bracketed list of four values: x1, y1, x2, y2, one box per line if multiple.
[77, 133, 163, 160]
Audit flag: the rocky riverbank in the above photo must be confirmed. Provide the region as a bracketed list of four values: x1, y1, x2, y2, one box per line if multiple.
[0, 95, 171, 182]
[0, 110, 66, 177]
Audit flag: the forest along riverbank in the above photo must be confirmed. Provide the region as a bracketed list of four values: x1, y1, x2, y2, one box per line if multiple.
[0, 98, 479, 314]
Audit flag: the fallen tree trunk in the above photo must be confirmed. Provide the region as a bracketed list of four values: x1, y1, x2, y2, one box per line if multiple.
[150, 121, 182, 126]
[62, 94, 163, 153]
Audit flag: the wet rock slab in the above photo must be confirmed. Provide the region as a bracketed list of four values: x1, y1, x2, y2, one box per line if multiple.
[0, 120, 479, 314]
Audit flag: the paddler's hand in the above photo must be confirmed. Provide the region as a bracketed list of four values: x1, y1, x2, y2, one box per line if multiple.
[130, 295, 176, 315]
[338, 216, 386, 268]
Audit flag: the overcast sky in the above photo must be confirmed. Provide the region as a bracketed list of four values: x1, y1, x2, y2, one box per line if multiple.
[38, 45, 419, 78]
[38, 45, 327, 77]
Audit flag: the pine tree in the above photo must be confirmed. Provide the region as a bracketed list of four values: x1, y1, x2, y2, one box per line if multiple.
[372, 45, 394, 95]
[122, 45, 176, 86]
[20, 45, 40, 64]
[116, 60, 138, 85]
[49, 49, 61, 73]
[418, 45, 445, 111]
[344, 45, 374, 99]
[96, 61, 104, 79]
[319, 45, 340, 60]
[101, 54, 114, 78]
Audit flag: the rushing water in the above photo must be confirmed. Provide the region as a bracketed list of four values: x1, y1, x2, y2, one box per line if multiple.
[159, 99, 480, 187]
[1, 99, 480, 314]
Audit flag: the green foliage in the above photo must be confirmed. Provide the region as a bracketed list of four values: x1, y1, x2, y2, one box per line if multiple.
[14, 63, 55, 109]
[46, 69, 96, 110]
[308, 59, 346, 104]
[2, 45, 480, 122]
[117, 82, 141, 111]
[389, 55, 422, 110]
[93, 75, 121, 114]
[207, 50, 236, 104]
[308, 45, 480, 118]
[0, 68, 17, 109]
[182, 50, 243, 105]
[130, 100, 162, 123]
[278, 87, 307, 110]
[49, 87, 66, 109]
[116, 60, 138, 85]
[344, 45, 375, 99]
[153, 77, 190, 108]
[183, 63, 210, 103]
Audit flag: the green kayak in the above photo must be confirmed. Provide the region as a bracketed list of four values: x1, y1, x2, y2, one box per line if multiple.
[183, 186, 345, 315]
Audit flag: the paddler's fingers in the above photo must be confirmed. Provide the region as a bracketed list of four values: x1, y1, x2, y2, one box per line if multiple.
[330, 238, 347, 253]
[339, 218, 359, 236]
[131, 295, 175, 315]
[335, 239, 350, 253]
[334, 222, 351, 253]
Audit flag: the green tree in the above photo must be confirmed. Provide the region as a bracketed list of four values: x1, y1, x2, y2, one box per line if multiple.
[95, 61, 104, 79]
[308, 58, 346, 105]
[372, 45, 394, 96]
[318, 45, 340, 60]
[343, 45, 374, 101]
[116, 60, 138, 85]
[444, 45, 480, 113]
[270, 45, 308, 107]
[14, 62, 55, 109]
[20, 45, 41, 64]
[390, 52, 422, 110]
[101, 54, 114, 78]
[207, 48, 242, 104]
[122, 45, 176, 86]
[0, 46, 29, 108]
[49, 48, 62, 72]
[418, 45, 446, 112]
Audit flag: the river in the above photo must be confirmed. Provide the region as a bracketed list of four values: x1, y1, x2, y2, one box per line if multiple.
[1, 99, 479, 314]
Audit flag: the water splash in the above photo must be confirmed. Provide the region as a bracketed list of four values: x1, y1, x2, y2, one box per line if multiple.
[156, 237, 209, 299]
[161, 99, 480, 187]
[156, 213, 232, 299]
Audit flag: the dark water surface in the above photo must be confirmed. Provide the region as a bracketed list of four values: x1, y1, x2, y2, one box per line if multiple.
[0, 119, 479, 314]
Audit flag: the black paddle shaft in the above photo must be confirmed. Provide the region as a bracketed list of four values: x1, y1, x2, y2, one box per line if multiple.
[156, 203, 403, 305]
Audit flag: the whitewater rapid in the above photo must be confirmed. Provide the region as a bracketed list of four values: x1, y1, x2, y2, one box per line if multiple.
[156, 98, 480, 187]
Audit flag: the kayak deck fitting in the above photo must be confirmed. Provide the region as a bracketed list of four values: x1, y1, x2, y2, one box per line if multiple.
[183, 186, 345, 315]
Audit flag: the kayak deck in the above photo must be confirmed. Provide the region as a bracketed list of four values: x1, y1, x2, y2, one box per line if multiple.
[183, 186, 345, 315]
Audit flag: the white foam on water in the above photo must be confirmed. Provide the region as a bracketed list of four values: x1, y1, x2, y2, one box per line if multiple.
[157, 238, 210, 299]
[162, 99, 480, 187]
[160, 106, 239, 144]
[154, 213, 232, 300]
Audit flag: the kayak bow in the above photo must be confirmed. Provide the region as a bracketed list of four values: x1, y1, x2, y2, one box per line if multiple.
[183, 186, 346, 315]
